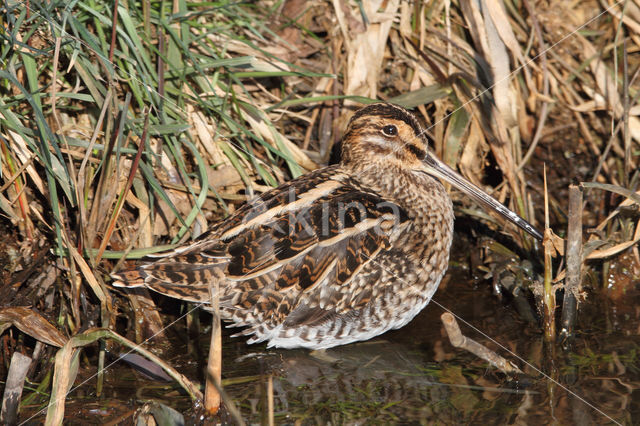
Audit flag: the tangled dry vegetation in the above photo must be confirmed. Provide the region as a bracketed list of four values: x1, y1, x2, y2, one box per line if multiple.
[0, 0, 639, 422]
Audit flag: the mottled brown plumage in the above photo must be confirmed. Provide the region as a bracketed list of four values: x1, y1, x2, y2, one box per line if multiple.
[112, 103, 541, 349]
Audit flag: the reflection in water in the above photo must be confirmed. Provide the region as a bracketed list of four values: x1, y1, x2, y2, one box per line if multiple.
[225, 339, 534, 423]
[22, 263, 636, 424]
[210, 270, 640, 424]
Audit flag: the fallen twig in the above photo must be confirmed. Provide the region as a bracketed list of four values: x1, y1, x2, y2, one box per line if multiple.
[441, 312, 523, 375]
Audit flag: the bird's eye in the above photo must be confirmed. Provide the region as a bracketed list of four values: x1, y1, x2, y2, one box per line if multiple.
[382, 125, 398, 136]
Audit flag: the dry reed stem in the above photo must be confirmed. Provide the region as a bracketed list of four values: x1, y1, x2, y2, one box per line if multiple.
[542, 165, 556, 343]
[560, 184, 583, 345]
[267, 375, 274, 426]
[43, 328, 204, 424]
[204, 279, 222, 415]
[0, 351, 32, 424]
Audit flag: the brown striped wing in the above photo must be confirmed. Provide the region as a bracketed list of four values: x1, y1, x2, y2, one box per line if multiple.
[219, 183, 408, 330]
[112, 167, 409, 330]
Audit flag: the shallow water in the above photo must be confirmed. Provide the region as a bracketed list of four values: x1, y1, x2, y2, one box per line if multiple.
[18, 244, 640, 424]
[198, 266, 639, 425]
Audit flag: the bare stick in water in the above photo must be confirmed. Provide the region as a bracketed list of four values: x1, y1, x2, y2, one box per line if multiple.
[441, 312, 523, 375]
[560, 184, 583, 345]
[205, 280, 222, 414]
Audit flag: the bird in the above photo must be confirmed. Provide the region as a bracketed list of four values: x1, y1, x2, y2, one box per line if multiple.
[112, 102, 542, 350]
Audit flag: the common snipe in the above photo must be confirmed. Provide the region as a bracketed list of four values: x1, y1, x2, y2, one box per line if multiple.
[112, 103, 542, 349]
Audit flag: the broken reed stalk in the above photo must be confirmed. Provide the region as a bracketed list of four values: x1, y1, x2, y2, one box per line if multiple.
[0, 352, 32, 424]
[205, 280, 222, 414]
[560, 184, 583, 346]
[267, 375, 274, 426]
[542, 165, 556, 342]
[96, 340, 105, 397]
[441, 313, 523, 375]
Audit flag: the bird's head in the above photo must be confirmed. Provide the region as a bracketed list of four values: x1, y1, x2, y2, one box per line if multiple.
[341, 103, 543, 241]
[341, 102, 429, 171]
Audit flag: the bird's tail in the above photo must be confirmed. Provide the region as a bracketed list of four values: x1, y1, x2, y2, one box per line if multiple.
[111, 269, 146, 287]
[111, 256, 228, 304]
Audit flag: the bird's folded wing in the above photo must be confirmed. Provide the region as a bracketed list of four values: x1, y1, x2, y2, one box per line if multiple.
[219, 182, 409, 329]
[112, 171, 409, 328]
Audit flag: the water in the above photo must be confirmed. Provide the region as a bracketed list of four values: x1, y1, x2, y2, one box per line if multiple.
[199, 266, 638, 424]
[18, 241, 640, 424]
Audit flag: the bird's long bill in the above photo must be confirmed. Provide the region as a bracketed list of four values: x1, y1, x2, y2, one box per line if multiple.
[422, 154, 543, 241]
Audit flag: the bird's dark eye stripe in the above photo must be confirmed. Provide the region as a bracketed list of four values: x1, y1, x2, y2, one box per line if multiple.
[406, 144, 426, 159]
